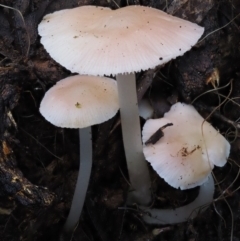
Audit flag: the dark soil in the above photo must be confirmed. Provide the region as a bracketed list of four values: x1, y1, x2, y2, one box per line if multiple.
[0, 0, 240, 241]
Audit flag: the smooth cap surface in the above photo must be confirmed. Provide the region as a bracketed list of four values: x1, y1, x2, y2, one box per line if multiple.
[38, 5, 204, 76]
[40, 75, 119, 128]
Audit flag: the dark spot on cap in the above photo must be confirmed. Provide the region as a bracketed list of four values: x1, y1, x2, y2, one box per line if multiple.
[179, 26, 182, 28]
[179, 48, 181, 51]
[159, 57, 163, 60]
[75, 102, 81, 108]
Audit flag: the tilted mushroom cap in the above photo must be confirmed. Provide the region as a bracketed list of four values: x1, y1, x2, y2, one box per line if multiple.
[40, 75, 119, 128]
[142, 102, 230, 190]
[38, 5, 204, 76]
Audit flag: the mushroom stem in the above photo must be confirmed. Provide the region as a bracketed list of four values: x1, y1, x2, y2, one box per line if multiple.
[63, 127, 92, 232]
[116, 73, 151, 205]
[141, 174, 214, 224]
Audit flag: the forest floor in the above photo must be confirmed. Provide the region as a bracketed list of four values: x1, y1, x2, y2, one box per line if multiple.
[0, 0, 240, 241]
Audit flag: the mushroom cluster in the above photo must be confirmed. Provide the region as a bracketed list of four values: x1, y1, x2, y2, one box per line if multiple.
[38, 5, 205, 209]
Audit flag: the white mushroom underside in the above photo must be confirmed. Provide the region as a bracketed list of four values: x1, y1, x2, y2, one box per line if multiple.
[40, 75, 119, 128]
[142, 103, 230, 190]
[38, 5, 204, 76]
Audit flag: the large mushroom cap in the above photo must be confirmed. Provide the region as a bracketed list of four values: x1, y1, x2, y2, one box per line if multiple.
[38, 5, 204, 76]
[40, 75, 119, 128]
[142, 103, 230, 190]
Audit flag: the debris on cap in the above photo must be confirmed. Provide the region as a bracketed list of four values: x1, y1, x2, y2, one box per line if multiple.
[142, 102, 230, 190]
[38, 5, 204, 76]
[40, 75, 119, 128]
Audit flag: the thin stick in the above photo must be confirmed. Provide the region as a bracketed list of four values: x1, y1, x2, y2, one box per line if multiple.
[0, 4, 30, 57]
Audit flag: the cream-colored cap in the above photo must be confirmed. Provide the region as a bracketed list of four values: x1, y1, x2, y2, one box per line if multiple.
[40, 75, 119, 128]
[38, 5, 204, 76]
[142, 102, 230, 189]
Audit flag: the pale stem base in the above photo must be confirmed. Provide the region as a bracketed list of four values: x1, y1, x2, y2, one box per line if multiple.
[142, 175, 214, 224]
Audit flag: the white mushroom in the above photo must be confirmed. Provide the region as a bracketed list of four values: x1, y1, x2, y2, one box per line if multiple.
[38, 5, 204, 76]
[138, 102, 217, 225]
[142, 102, 230, 189]
[38, 5, 204, 205]
[40, 75, 119, 232]
[138, 98, 154, 120]
[40, 75, 119, 128]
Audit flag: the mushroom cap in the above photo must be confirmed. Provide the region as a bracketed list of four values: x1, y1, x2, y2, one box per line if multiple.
[40, 75, 119, 128]
[139, 98, 154, 120]
[38, 5, 204, 76]
[142, 102, 230, 190]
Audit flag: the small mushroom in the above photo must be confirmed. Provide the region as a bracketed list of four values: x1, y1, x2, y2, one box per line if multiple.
[40, 75, 119, 129]
[142, 102, 230, 189]
[40, 75, 119, 232]
[138, 98, 154, 120]
[139, 102, 217, 224]
[38, 5, 204, 205]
